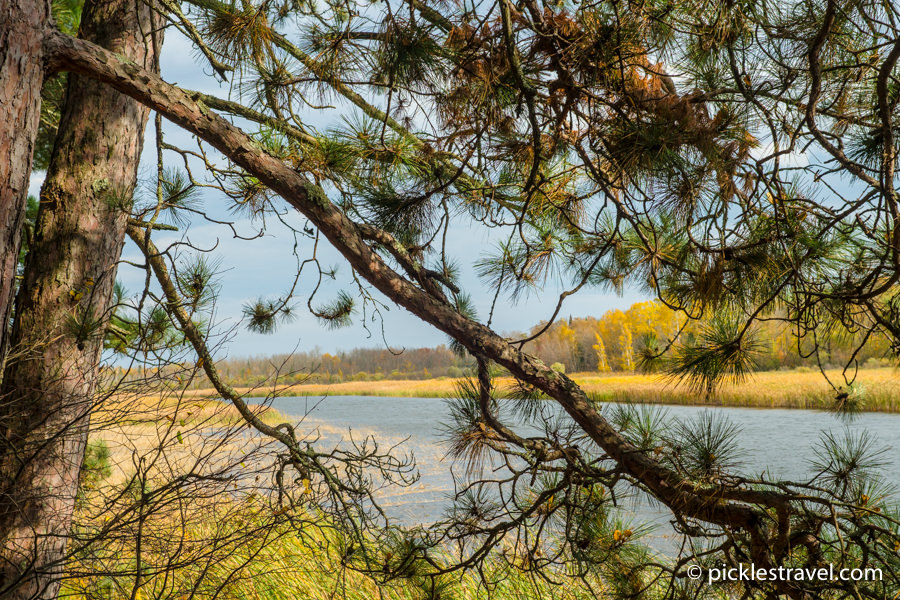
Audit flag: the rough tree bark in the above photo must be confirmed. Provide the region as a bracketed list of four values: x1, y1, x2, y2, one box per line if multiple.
[0, 0, 161, 597]
[0, 0, 52, 365]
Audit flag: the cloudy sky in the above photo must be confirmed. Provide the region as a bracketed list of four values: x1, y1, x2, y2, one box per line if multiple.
[30, 28, 649, 360]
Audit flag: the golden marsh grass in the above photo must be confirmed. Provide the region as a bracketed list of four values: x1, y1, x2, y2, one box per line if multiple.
[193, 367, 900, 412]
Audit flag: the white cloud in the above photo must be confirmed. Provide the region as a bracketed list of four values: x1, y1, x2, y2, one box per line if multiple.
[752, 142, 809, 169]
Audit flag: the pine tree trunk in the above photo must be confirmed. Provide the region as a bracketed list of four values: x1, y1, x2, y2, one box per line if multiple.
[0, 0, 51, 365]
[0, 0, 161, 597]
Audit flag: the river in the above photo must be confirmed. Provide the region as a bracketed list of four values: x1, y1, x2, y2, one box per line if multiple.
[264, 395, 900, 548]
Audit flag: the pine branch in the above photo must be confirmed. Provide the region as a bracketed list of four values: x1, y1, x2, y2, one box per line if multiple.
[49, 29, 796, 543]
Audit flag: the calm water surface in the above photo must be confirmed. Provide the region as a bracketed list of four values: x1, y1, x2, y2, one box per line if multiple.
[263, 395, 900, 546]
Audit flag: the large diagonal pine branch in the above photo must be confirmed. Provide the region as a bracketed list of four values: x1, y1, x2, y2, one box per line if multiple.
[42, 28, 788, 542]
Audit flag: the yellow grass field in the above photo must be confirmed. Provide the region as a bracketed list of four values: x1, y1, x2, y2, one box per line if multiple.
[185, 367, 900, 412]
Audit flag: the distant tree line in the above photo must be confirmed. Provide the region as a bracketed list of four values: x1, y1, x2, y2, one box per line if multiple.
[149, 300, 896, 389]
[198, 345, 474, 387]
[524, 301, 895, 374]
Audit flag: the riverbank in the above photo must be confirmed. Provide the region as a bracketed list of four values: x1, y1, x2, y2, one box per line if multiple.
[188, 367, 900, 412]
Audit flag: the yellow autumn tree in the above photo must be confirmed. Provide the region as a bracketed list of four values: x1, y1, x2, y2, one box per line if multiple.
[593, 333, 611, 373]
[618, 323, 635, 372]
[557, 320, 578, 370]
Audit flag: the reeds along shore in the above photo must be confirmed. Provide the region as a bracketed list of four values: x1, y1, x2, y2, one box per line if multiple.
[63, 498, 627, 600]
[176, 367, 900, 413]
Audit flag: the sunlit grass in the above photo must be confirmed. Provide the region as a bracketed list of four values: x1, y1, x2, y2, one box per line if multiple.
[203, 367, 900, 412]
[577, 367, 900, 412]
[62, 497, 613, 600]
[104, 390, 288, 427]
[93, 392, 288, 486]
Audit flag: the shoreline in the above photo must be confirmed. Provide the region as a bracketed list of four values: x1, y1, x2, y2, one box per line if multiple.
[183, 367, 900, 413]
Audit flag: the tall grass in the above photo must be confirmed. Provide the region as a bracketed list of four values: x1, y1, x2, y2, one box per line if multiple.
[61, 498, 615, 600]
[579, 367, 900, 412]
[199, 368, 900, 412]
